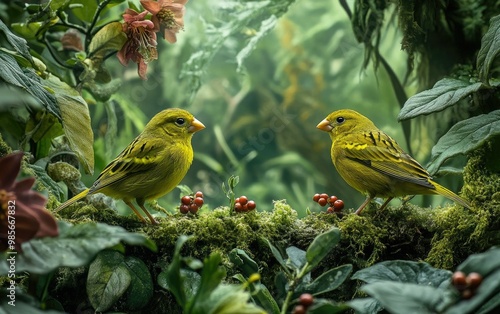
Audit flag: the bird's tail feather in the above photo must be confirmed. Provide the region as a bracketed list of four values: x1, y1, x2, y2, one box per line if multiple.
[55, 189, 90, 212]
[433, 183, 471, 209]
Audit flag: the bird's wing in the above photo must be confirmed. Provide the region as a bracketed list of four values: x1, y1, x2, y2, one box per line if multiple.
[89, 136, 164, 193]
[337, 131, 435, 189]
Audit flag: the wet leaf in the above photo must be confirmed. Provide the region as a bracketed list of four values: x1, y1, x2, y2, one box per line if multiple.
[477, 15, 500, 83]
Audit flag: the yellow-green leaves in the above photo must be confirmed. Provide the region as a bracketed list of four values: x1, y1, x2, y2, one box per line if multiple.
[88, 22, 127, 59]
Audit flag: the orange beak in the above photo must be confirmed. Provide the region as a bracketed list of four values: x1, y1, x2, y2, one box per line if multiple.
[188, 118, 206, 133]
[316, 119, 333, 132]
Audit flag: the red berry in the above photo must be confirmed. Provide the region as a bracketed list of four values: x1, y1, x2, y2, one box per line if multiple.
[466, 272, 483, 289]
[234, 202, 243, 212]
[462, 288, 473, 299]
[319, 193, 329, 200]
[180, 204, 189, 214]
[189, 203, 199, 214]
[452, 271, 467, 290]
[328, 195, 338, 205]
[239, 196, 248, 205]
[241, 204, 248, 212]
[292, 305, 306, 314]
[299, 293, 314, 307]
[194, 197, 204, 207]
[247, 200, 256, 210]
[327, 206, 334, 213]
[195, 191, 203, 198]
[181, 196, 192, 205]
[318, 198, 328, 206]
[313, 194, 320, 202]
[333, 199, 344, 210]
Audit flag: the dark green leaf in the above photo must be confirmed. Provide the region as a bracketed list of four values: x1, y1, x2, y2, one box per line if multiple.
[398, 78, 483, 121]
[264, 238, 289, 274]
[427, 110, 500, 174]
[476, 290, 500, 314]
[0, 221, 156, 275]
[249, 282, 280, 314]
[229, 248, 259, 277]
[306, 228, 340, 271]
[477, 15, 500, 83]
[286, 246, 307, 270]
[87, 250, 131, 312]
[347, 298, 383, 314]
[352, 260, 451, 288]
[43, 74, 94, 174]
[28, 163, 65, 200]
[0, 19, 33, 63]
[308, 299, 350, 314]
[457, 247, 500, 276]
[274, 270, 288, 301]
[0, 52, 59, 120]
[0, 288, 64, 313]
[182, 269, 202, 300]
[70, 0, 98, 23]
[362, 281, 453, 314]
[300, 264, 353, 296]
[123, 256, 154, 310]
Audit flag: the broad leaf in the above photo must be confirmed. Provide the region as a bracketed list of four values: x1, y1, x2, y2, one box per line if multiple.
[362, 281, 454, 314]
[229, 248, 259, 277]
[0, 288, 64, 313]
[199, 284, 266, 314]
[352, 260, 451, 288]
[477, 15, 500, 83]
[347, 297, 383, 314]
[398, 78, 483, 121]
[305, 228, 340, 271]
[87, 250, 132, 312]
[88, 22, 127, 59]
[123, 256, 154, 310]
[43, 74, 94, 174]
[264, 238, 290, 274]
[0, 19, 33, 63]
[308, 299, 350, 314]
[427, 110, 500, 174]
[298, 264, 353, 296]
[457, 247, 500, 276]
[0, 221, 156, 275]
[286, 246, 307, 270]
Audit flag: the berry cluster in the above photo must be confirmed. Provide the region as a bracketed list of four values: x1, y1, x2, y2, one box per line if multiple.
[313, 193, 344, 213]
[234, 195, 256, 212]
[452, 271, 483, 299]
[292, 293, 314, 314]
[180, 191, 204, 214]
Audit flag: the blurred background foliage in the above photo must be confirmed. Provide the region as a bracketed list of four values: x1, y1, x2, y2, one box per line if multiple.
[0, 0, 498, 217]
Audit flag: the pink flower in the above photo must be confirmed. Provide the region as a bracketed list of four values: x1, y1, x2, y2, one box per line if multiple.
[141, 0, 188, 43]
[0, 152, 58, 252]
[117, 9, 158, 80]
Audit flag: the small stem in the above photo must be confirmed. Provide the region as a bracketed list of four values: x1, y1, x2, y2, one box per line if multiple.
[43, 35, 73, 69]
[280, 262, 310, 314]
[56, 11, 87, 33]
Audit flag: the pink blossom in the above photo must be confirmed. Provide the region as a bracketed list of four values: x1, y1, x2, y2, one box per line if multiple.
[141, 0, 188, 43]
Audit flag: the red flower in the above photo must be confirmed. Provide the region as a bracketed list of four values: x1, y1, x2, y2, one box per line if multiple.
[0, 152, 58, 252]
[141, 0, 188, 43]
[117, 9, 158, 80]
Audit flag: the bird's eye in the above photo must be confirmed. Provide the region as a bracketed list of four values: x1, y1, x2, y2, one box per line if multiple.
[175, 118, 185, 126]
[336, 117, 345, 124]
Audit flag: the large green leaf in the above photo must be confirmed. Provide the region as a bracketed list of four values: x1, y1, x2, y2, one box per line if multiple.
[308, 299, 350, 314]
[457, 247, 500, 276]
[88, 22, 127, 59]
[477, 15, 500, 83]
[87, 250, 132, 312]
[229, 248, 259, 277]
[0, 222, 156, 275]
[305, 228, 341, 271]
[352, 260, 451, 288]
[286, 246, 307, 270]
[427, 110, 500, 174]
[297, 264, 353, 296]
[123, 256, 154, 310]
[0, 52, 60, 120]
[362, 281, 453, 314]
[43, 74, 95, 174]
[398, 78, 483, 121]
[0, 19, 33, 63]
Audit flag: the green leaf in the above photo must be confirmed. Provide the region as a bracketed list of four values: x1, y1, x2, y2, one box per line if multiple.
[88, 22, 127, 59]
[0, 19, 33, 63]
[0, 221, 156, 275]
[28, 163, 65, 200]
[362, 281, 453, 314]
[286, 246, 307, 270]
[427, 110, 500, 174]
[347, 298, 383, 314]
[70, 0, 98, 23]
[0, 52, 60, 120]
[457, 247, 500, 276]
[305, 228, 340, 271]
[398, 78, 483, 121]
[196, 284, 266, 314]
[248, 282, 280, 314]
[87, 250, 132, 312]
[0, 288, 64, 313]
[308, 299, 350, 314]
[477, 15, 500, 83]
[299, 264, 353, 296]
[229, 249, 259, 277]
[264, 238, 289, 274]
[352, 260, 451, 288]
[43, 74, 94, 174]
[123, 256, 154, 310]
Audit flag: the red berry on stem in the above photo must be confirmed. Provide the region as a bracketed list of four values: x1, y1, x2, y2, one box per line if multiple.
[467, 272, 483, 289]
[239, 195, 248, 205]
[241, 204, 248, 212]
[292, 305, 306, 314]
[452, 271, 467, 290]
[189, 203, 199, 213]
[313, 193, 320, 202]
[194, 197, 204, 207]
[181, 196, 192, 205]
[247, 200, 256, 210]
[299, 293, 314, 308]
[327, 206, 334, 213]
[195, 191, 203, 198]
[234, 202, 243, 212]
[318, 198, 328, 206]
[333, 199, 344, 210]
[320, 193, 329, 200]
[328, 195, 338, 205]
[180, 204, 189, 214]
[462, 288, 473, 299]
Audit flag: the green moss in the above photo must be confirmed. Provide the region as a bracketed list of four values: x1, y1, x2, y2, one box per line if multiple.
[0, 133, 12, 157]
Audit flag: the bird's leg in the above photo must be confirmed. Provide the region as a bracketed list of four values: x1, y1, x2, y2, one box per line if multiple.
[137, 199, 158, 225]
[124, 200, 147, 223]
[355, 196, 373, 215]
[378, 197, 394, 211]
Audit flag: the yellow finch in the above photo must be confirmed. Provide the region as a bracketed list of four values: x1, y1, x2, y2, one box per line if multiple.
[317, 109, 471, 214]
[56, 108, 205, 224]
